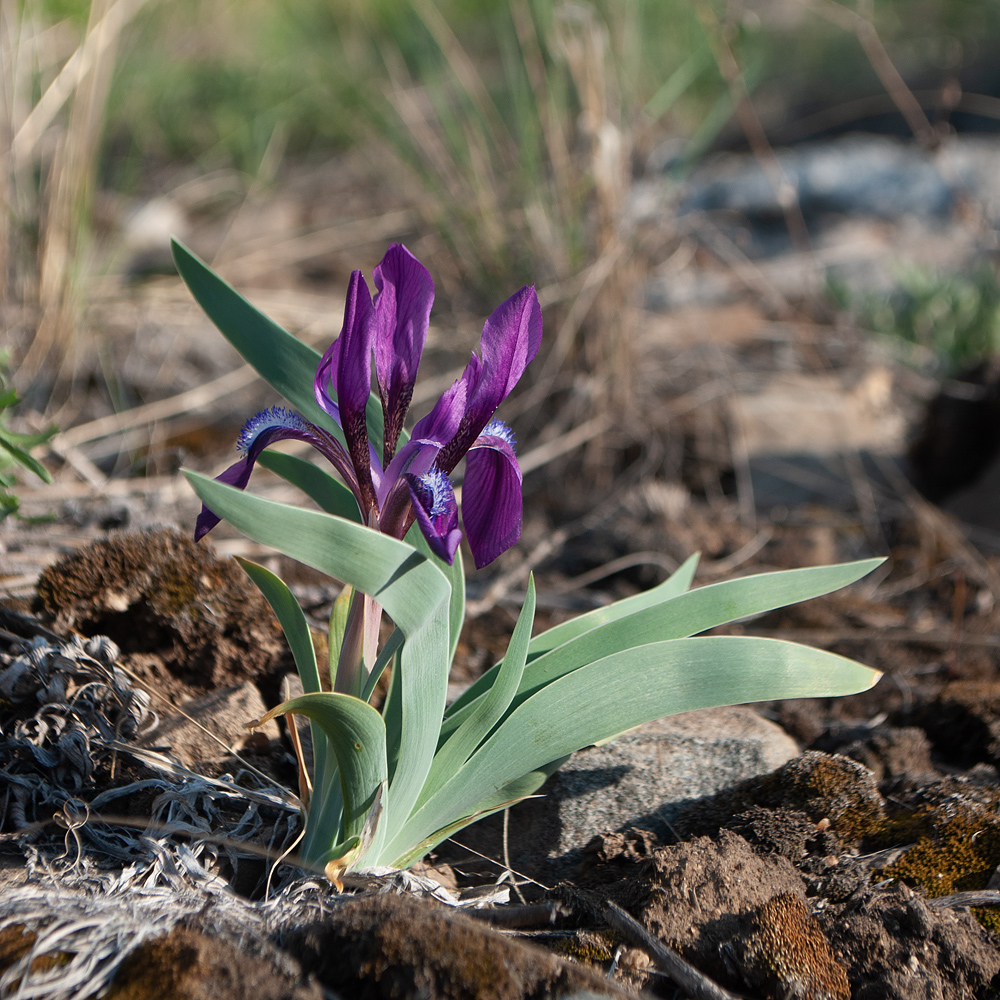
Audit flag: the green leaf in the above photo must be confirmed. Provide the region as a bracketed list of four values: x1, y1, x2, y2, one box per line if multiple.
[0, 435, 52, 483]
[445, 552, 700, 719]
[0, 424, 56, 449]
[420, 575, 535, 805]
[171, 240, 386, 458]
[257, 451, 362, 522]
[328, 584, 354, 688]
[390, 753, 568, 869]
[237, 557, 320, 694]
[255, 691, 387, 864]
[172, 240, 335, 432]
[237, 556, 335, 831]
[361, 627, 405, 704]
[383, 635, 881, 859]
[184, 470, 451, 855]
[405, 519, 465, 662]
[441, 558, 881, 742]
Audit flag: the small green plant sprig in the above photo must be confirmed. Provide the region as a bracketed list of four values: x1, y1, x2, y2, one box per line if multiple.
[176, 239, 882, 879]
[0, 351, 55, 522]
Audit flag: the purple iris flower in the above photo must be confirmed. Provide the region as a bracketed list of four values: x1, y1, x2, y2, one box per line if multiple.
[195, 243, 542, 569]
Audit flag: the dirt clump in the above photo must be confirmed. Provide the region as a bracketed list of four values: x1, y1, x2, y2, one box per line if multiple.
[816, 724, 939, 790]
[103, 926, 321, 1000]
[916, 681, 1000, 769]
[33, 528, 290, 698]
[819, 883, 1000, 1000]
[285, 892, 627, 1000]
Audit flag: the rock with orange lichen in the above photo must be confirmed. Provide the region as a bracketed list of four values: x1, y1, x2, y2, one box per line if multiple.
[678, 751, 886, 848]
[33, 528, 289, 695]
[732, 893, 849, 1000]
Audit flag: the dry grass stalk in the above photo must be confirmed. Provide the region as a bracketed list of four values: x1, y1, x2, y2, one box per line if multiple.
[551, 2, 637, 456]
[8, 0, 150, 383]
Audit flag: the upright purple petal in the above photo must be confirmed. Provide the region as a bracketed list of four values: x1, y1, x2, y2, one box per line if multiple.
[405, 468, 462, 564]
[438, 287, 541, 473]
[332, 270, 376, 511]
[372, 244, 434, 463]
[462, 421, 523, 569]
[379, 376, 468, 506]
[195, 408, 358, 541]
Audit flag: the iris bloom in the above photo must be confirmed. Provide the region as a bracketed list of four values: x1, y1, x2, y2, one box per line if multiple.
[195, 244, 542, 569]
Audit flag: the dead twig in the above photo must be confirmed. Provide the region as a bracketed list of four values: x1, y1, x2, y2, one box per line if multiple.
[798, 0, 938, 150]
[695, 1, 812, 261]
[928, 891, 1000, 910]
[604, 900, 744, 1000]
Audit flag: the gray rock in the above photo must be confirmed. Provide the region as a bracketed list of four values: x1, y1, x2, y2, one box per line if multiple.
[443, 706, 798, 885]
[679, 134, 954, 220]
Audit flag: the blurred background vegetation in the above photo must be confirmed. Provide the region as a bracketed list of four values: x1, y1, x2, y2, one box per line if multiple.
[6, 0, 1000, 390]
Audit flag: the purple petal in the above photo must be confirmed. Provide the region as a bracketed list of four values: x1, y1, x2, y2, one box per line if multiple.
[379, 376, 468, 506]
[372, 244, 434, 462]
[438, 287, 541, 473]
[462, 423, 523, 569]
[405, 468, 462, 564]
[195, 407, 357, 541]
[314, 337, 341, 423]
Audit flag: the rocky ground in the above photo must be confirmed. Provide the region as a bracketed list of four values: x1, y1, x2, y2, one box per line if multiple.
[5, 132, 1000, 997]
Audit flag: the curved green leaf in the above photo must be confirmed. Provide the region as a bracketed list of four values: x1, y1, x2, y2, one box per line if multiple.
[382, 635, 881, 860]
[172, 240, 334, 432]
[391, 751, 569, 869]
[236, 557, 320, 694]
[185, 470, 451, 848]
[257, 691, 387, 864]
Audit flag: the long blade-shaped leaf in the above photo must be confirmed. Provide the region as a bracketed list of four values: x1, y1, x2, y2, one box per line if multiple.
[255, 691, 387, 865]
[171, 240, 389, 457]
[445, 552, 700, 718]
[172, 240, 334, 432]
[185, 471, 451, 844]
[440, 558, 881, 742]
[235, 556, 337, 836]
[382, 635, 881, 860]
[420, 576, 536, 805]
[236, 557, 320, 693]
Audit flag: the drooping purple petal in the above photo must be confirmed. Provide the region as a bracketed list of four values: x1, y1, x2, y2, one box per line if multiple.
[462, 420, 523, 569]
[372, 244, 434, 464]
[195, 407, 357, 541]
[438, 287, 541, 473]
[405, 468, 462, 564]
